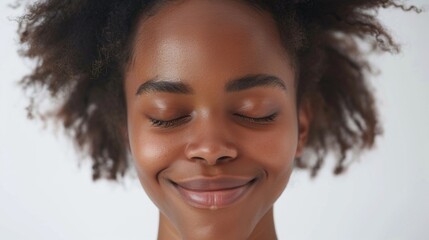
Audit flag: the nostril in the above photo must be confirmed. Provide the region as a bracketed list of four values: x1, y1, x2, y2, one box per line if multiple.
[185, 142, 238, 165]
[191, 155, 234, 166]
[218, 156, 231, 161]
[216, 155, 234, 164]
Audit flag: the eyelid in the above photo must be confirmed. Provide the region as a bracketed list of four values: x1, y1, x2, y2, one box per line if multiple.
[148, 112, 278, 129]
[148, 115, 191, 128]
[234, 112, 278, 124]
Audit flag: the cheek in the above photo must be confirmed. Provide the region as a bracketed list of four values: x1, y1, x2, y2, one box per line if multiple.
[127, 114, 181, 194]
[241, 113, 298, 179]
[234, 110, 298, 213]
[131, 134, 170, 177]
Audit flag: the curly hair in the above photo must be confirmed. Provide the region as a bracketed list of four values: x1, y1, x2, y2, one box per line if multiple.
[16, 0, 420, 181]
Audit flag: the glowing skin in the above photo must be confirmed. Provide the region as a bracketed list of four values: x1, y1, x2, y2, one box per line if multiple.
[124, 0, 310, 239]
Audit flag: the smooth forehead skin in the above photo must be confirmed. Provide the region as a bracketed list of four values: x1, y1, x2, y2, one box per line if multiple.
[125, 0, 294, 92]
[124, 0, 305, 239]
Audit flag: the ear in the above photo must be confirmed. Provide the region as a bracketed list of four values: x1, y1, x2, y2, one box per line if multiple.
[295, 99, 312, 158]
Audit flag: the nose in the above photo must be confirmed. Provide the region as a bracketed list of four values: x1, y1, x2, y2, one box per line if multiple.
[184, 120, 238, 166]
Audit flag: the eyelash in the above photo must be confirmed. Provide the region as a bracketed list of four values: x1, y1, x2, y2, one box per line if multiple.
[149, 115, 191, 128]
[234, 112, 278, 124]
[149, 113, 278, 128]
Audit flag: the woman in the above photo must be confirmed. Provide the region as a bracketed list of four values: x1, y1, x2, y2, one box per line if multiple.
[17, 0, 419, 239]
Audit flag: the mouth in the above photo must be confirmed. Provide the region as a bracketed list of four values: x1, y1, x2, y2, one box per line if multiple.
[169, 176, 258, 210]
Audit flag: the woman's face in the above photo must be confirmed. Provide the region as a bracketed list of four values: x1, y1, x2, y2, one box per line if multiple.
[124, 0, 309, 239]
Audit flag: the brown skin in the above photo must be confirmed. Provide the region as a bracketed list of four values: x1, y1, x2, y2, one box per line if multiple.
[16, 0, 418, 238]
[124, 0, 310, 239]
[19, 0, 409, 183]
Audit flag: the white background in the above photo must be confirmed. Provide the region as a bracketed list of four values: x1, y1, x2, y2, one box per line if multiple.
[1, 1, 428, 240]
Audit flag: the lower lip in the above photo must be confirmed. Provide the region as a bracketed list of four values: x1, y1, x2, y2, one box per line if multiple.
[173, 180, 256, 210]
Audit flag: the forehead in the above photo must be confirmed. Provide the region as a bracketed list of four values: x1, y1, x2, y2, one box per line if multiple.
[126, 0, 293, 90]
[136, 0, 281, 43]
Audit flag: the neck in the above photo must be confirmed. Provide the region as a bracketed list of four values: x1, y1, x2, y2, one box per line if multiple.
[157, 207, 278, 240]
[158, 213, 181, 240]
[248, 207, 278, 240]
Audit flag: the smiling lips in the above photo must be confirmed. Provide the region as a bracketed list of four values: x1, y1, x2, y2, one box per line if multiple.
[172, 177, 257, 209]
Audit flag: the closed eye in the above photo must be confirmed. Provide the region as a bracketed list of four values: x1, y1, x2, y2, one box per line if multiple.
[149, 115, 191, 128]
[234, 112, 278, 124]
[148, 112, 278, 128]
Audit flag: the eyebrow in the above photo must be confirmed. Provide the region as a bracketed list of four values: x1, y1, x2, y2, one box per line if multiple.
[135, 74, 287, 96]
[136, 77, 193, 95]
[225, 74, 287, 92]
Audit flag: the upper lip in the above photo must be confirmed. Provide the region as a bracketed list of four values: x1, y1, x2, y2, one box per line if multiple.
[172, 177, 256, 191]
